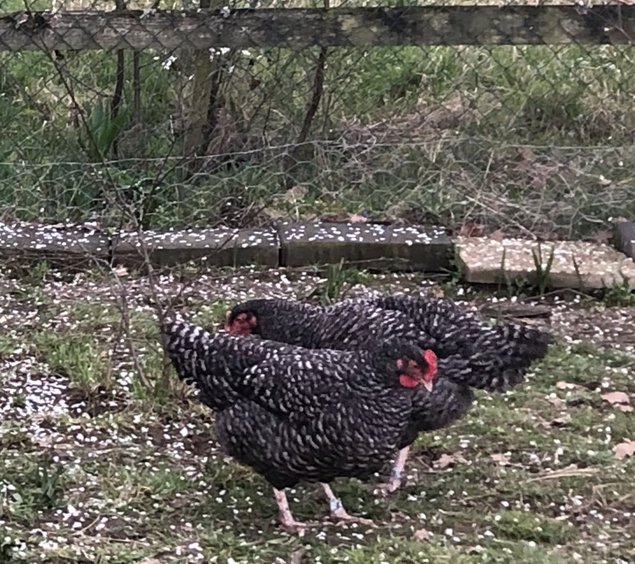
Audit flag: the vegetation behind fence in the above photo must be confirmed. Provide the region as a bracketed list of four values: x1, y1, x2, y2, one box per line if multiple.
[1, 1, 635, 238]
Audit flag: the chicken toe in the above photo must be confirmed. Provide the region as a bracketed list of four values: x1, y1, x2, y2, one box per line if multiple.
[321, 484, 376, 527]
[274, 488, 312, 536]
[375, 446, 410, 495]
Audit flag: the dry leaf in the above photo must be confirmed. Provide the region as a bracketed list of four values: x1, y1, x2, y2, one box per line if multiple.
[613, 440, 635, 460]
[459, 222, 486, 237]
[435, 453, 467, 469]
[282, 185, 307, 203]
[546, 395, 565, 408]
[429, 286, 445, 299]
[113, 264, 129, 277]
[413, 528, 431, 541]
[518, 146, 536, 164]
[589, 229, 614, 245]
[348, 213, 368, 223]
[490, 453, 510, 465]
[601, 391, 630, 406]
[260, 207, 287, 221]
[529, 164, 556, 190]
[322, 212, 369, 223]
[551, 414, 572, 427]
[489, 228, 506, 241]
[288, 548, 306, 564]
[556, 381, 581, 390]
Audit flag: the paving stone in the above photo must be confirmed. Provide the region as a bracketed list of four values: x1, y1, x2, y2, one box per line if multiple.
[456, 236, 635, 290]
[278, 221, 452, 271]
[0, 221, 110, 266]
[613, 221, 635, 260]
[112, 227, 279, 268]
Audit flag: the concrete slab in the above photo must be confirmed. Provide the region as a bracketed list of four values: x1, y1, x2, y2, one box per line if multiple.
[456, 236, 635, 290]
[112, 227, 279, 268]
[278, 221, 452, 271]
[614, 221, 635, 260]
[0, 221, 110, 266]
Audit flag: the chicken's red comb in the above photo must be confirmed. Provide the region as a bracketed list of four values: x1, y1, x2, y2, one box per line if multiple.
[422, 349, 438, 378]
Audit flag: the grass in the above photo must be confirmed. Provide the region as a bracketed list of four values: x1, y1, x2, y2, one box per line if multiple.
[307, 261, 372, 304]
[1, 26, 635, 235]
[0, 265, 634, 562]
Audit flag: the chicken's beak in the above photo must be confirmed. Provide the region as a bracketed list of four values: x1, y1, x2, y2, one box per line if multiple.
[422, 379, 434, 392]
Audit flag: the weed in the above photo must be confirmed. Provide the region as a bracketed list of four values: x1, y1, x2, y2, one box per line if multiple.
[491, 510, 577, 544]
[603, 278, 635, 307]
[10, 392, 25, 409]
[0, 335, 15, 357]
[497, 248, 533, 299]
[33, 331, 112, 391]
[532, 242, 555, 296]
[81, 100, 130, 162]
[1, 456, 65, 525]
[309, 261, 370, 304]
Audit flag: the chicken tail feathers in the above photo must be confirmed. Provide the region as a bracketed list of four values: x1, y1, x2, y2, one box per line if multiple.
[492, 323, 553, 363]
[439, 323, 552, 392]
[160, 317, 239, 410]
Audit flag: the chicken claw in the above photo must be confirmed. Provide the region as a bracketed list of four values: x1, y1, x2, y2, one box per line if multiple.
[274, 488, 314, 536]
[374, 447, 409, 496]
[322, 484, 376, 527]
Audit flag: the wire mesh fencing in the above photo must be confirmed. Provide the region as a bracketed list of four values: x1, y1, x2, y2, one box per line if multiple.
[1, 0, 634, 239]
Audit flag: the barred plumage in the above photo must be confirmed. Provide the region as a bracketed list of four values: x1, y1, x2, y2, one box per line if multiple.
[226, 295, 552, 392]
[346, 294, 552, 390]
[161, 316, 438, 530]
[226, 293, 552, 492]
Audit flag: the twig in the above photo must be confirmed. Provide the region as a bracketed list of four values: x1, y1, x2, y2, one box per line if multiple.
[72, 515, 102, 536]
[526, 467, 598, 482]
[110, 271, 152, 389]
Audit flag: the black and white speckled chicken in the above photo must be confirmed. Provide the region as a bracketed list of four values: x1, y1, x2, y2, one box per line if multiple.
[225, 294, 552, 492]
[161, 316, 439, 532]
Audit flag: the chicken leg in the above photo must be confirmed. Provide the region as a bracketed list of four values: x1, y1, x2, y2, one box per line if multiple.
[321, 483, 375, 527]
[375, 446, 410, 495]
[273, 488, 312, 535]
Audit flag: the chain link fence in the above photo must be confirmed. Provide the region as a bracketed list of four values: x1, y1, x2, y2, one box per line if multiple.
[1, 1, 634, 238]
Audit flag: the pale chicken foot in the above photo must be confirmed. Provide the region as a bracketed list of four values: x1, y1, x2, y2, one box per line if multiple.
[321, 483, 375, 527]
[375, 446, 410, 495]
[273, 488, 313, 535]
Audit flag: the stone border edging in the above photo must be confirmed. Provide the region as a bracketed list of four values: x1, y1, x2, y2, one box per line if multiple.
[2, 221, 634, 291]
[0, 221, 453, 273]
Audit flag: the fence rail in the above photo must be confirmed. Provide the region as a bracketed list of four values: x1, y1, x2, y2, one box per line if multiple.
[2, 6, 635, 51]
